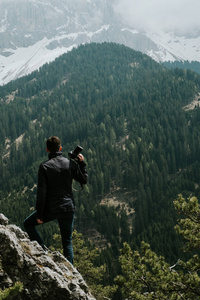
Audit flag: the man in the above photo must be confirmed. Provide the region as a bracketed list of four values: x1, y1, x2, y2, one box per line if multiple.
[24, 136, 88, 264]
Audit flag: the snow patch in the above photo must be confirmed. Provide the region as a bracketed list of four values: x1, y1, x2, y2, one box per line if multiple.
[0, 37, 77, 85]
[0, 25, 110, 85]
[146, 31, 200, 62]
[0, 9, 9, 33]
[121, 28, 139, 34]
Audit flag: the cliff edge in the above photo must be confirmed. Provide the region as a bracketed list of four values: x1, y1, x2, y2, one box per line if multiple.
[0, 213, 96, 300]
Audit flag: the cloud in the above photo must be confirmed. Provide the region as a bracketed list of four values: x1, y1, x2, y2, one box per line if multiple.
[113, 0, 200, 34]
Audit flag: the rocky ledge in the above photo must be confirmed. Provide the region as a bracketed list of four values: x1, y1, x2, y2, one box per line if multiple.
[0, 213, 96, 300]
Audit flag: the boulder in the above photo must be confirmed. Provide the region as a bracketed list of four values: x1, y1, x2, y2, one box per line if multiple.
[0, 214, 96, 300]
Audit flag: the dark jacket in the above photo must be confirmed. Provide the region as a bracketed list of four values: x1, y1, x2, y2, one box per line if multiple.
[36, 152, 88, 219]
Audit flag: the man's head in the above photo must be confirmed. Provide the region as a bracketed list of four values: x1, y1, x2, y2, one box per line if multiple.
[46, 136, 61, 153]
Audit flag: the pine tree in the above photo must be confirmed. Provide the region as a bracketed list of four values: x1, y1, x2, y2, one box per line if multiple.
[50, 230, 117, 300]
[115, 194, 200, 299]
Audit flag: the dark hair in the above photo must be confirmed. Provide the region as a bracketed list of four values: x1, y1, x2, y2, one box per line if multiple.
[46, 136, 61, 153]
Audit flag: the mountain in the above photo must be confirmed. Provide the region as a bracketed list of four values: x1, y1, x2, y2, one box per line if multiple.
[1, 42, 200, 287]
[1, 0, 200, 85]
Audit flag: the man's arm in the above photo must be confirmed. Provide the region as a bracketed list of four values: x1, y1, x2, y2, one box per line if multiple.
[72, 154, 88, 185]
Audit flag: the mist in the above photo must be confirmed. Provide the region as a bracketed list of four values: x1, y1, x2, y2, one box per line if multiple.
[113, 0, 200, 35]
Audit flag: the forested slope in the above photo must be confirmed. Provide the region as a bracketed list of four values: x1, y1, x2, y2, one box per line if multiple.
[1, 42, 200, 281]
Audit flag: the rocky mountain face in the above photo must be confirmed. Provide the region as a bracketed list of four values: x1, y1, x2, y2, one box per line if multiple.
[0, 0, 113, 50]
[0, 0, 200, 85]
[0, 213, 95, 300]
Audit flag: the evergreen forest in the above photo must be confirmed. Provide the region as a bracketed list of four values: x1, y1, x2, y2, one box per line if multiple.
[1, 42, 200, 293]
[163, 60, 200, 75]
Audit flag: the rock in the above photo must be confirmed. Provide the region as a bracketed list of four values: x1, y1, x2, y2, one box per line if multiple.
[0, 214, 96, 300]
[0, 213, 9, 226]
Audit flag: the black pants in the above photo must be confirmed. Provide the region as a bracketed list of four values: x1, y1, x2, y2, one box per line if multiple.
[24, 211, 75, 264]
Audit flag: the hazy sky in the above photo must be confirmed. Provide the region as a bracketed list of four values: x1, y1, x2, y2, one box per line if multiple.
[114, 0, 200, 34]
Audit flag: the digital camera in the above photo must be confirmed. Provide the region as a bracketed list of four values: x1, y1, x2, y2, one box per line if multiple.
[68, 145, 83, 160]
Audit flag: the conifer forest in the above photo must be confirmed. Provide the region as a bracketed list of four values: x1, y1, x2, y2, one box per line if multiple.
[1, 43, 200, 298]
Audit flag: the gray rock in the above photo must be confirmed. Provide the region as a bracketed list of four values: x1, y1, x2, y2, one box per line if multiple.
[0, 214, 96, 300]
[0, 213, 9, 225]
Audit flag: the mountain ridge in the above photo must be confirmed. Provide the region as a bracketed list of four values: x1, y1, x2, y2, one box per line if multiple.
[1, 0, 200, 85]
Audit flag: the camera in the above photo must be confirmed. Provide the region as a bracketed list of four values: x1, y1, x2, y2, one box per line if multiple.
[68, 145, 83, 160]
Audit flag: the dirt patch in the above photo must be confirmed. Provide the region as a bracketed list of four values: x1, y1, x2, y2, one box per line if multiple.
[101, 186, 136, 234]
[85, 228, 109, 250]
[100, 187, 135, 216]
[4, 89, 18, 103]
[15, 134, 25, 150]
[182, 93, 200, 111]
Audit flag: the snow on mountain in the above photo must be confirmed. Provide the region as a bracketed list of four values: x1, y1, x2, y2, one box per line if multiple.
[146, 30, 200, 62]
[0, 38, 75, 85]
[0, 0, 200, 86]
[0, 24, 110, 85]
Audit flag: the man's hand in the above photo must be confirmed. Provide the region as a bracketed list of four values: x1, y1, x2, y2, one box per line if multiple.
[77, 153, 84, 162]
[37, 218, 44, 224]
